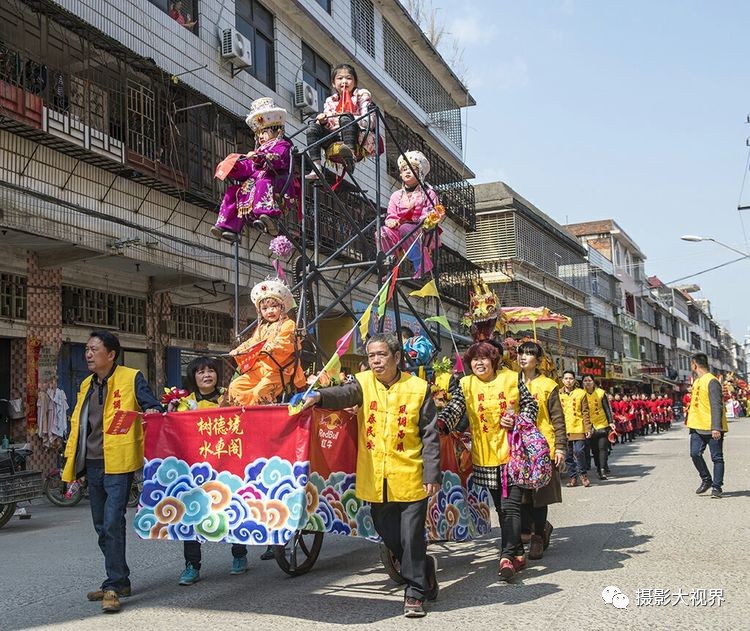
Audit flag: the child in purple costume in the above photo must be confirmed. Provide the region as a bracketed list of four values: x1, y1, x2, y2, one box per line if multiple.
[212, 98, 299, 240]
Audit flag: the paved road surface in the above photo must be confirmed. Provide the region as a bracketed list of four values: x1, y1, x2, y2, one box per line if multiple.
[2, 419, 748, 630]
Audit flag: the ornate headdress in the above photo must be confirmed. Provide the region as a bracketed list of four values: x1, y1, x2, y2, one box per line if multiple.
[462, 279, 500, 341]
[397, 150, 430, 178]
[245, 97, 287, 132]
[250, 278, 295, 313]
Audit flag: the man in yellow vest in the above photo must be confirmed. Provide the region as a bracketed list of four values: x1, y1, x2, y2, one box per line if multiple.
[559, 371, 592, 487]
[302, 332, 441, 618]
[687, 353, 727, 499]
[63, 331, 161, 613]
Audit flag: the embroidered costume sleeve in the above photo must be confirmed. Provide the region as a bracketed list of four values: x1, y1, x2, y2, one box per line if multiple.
[354, 88, 375, 129]
[255, 138, 292, 173]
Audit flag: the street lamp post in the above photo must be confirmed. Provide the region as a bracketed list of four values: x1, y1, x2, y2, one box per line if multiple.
[680, 235, 750, 259]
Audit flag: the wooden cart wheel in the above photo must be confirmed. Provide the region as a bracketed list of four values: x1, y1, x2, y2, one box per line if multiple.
[274, 530, 324, 576]
[378, 543, 406, 584]
[0, 502, 18, 529]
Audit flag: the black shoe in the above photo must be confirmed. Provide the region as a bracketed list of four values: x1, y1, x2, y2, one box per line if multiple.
[597, 470, 607, 480]
[711, 488, 723, 499]
[695, 481, 711, 495]
[425, 555, 439, 601]
[259, 545, 276, 561]
[221, 230, 241, 243]
[253, 215, 279, 236]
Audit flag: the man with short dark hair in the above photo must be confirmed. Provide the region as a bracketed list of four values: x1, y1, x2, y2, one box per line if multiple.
[687, 353, 727, 499]
[302, 332, 441, 618]
[63, 331, 161, 613]
[559, 371, 592, 487]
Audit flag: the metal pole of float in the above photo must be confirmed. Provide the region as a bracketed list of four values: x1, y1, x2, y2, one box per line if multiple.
[299, 152, 308, 328]
[313, 183, 320, 340]
[375, 109, 385, 334]
[233, 239, 240, 339]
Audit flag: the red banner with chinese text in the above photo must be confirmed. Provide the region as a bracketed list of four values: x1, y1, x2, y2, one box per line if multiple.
[143, 405, 310, 478]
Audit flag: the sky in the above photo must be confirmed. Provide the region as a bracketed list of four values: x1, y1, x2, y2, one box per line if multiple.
[428, 0, 750, 343]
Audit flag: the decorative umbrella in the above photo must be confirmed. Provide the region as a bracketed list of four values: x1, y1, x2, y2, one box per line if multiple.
[496, 306, 572, 341]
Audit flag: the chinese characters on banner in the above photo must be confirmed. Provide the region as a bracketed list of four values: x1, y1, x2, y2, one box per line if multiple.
[143, 405, 310, 478]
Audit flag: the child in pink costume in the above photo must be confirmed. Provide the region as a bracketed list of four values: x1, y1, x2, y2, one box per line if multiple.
[212, 97, 299, 241]
[380, 151, 442, 277]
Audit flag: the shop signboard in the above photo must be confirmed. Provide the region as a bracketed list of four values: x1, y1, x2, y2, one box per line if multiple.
[577, 355, 606, 378]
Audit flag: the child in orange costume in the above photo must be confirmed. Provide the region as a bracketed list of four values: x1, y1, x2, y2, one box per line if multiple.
[227, 279, 306, 405]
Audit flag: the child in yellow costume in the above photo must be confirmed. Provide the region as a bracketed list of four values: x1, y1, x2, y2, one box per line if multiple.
[228, 279, 306, 405]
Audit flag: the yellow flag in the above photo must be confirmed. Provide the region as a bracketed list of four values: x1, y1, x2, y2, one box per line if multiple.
[409, 279, 439, 298]
[425, 315, 451, 331]
[359, 304, 373, 340]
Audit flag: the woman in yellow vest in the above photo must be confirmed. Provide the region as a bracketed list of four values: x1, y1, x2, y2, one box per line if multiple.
[517, 341, 567, 560]
[582, 375, 615, 480]
[173, 357, 248, 586]
[438, 340, 539, 581]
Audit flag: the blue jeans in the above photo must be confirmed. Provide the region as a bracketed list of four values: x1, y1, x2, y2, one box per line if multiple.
[86, 460, 134, 591]
[689, 430, 724, 490]
[565, 439, 587, 478]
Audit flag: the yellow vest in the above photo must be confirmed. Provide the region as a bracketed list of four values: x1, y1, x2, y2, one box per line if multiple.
[687, 372, 728, 433]
[63, 366, 144, 482]
[560, 388, 586, 435]
[187, 389, 225, 409]
[460, 369, 519, 467]
[354, 371, 429, 503]
[525, 374, 559, 458]
[586, 387, 609, 430]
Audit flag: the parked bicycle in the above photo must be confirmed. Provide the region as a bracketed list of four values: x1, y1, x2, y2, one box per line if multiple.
[43, 441, 142, 508]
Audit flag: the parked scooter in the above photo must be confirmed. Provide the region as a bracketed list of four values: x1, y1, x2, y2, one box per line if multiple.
[0, 444, 42, 529]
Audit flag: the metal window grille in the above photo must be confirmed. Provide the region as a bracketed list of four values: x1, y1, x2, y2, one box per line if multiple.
[384, 113, 475, 229]
[351, 0, 375, 57]
[127, 80, 155, 160]
[514, 214, 585, 280]
[382, 18, 463, 149]
[62, 286, 146, 334]
[467, 212, 516, 261]
[302, 42, 332, 112]
[171, 305, 233, 345]
[437, 247, 480, 306]
[0, 273, 26, 320]
[236, 0, 276, 90]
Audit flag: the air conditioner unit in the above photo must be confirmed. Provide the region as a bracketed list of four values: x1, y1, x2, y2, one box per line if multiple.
[220, 28, 252, 68]
[294, 80, 319, 112]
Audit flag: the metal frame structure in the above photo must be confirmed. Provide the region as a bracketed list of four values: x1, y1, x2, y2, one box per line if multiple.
[232, 105, 447, 370]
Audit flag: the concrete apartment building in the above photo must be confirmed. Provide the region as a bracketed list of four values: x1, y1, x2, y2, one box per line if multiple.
[466, 182, 591, 376]
[565, 219, 648, 385]
[0, 0, 477, 453]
